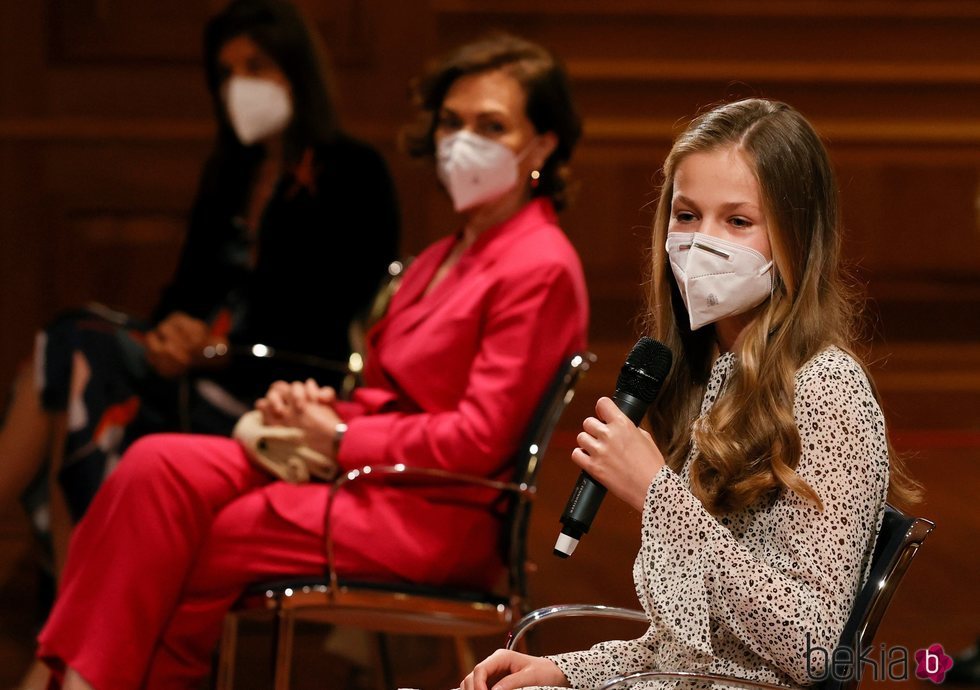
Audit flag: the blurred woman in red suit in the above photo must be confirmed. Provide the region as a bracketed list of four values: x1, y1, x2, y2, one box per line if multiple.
[33, 33, 589, 690]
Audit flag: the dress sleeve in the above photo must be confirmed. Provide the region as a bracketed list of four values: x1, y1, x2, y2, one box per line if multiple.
[548, 636, 660, 689]
[629, 353, 889, 685]
[336, 263, 585, 476]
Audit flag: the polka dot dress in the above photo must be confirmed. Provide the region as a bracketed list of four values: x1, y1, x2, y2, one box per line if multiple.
[545, 347, 889, 690]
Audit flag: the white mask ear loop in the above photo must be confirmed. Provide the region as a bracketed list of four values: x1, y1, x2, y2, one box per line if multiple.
[515, 137, 539, 168]
[759, 260, 775, 295]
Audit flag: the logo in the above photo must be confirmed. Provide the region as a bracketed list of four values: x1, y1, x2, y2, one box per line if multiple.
[915, 644, 953, 684]
[806, 634, 953, 683]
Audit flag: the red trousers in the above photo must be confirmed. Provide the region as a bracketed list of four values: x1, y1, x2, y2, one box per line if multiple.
[36, 434, 436, 689]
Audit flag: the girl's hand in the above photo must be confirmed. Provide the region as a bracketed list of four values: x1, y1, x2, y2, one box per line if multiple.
[572, 396, 666, 512]
[460, 649, 568, 690]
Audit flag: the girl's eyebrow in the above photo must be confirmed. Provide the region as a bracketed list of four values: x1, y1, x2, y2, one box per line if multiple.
[672, 194, 759, 214]
[718, 200, 760, 213]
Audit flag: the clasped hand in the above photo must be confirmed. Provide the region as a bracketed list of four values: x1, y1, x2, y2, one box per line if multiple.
[572, 396, 666, 512]
[255, 379, 341, 459]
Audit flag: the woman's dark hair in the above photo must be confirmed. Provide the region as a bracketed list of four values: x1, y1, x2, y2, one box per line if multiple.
[404, 33, 582, 211]
[203, 0, 341, 162]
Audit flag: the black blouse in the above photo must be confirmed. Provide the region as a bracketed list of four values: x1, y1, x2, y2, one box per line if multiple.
[153, 134, 400, 400]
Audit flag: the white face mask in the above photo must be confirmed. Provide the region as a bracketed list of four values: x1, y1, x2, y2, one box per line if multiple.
[666, 231, 774, 331]
[437, 130, 529, 212]
[223, 75, 293, 146]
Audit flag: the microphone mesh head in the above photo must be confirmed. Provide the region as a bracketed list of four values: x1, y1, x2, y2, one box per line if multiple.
[616, 337, 673, 402]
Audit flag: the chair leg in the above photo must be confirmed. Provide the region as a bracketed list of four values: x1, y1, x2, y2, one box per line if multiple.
[453, 636, 476, 677]
[274, 609, 295, 690]
[372, 632, 397, 690]
[215, 613, 239, 690]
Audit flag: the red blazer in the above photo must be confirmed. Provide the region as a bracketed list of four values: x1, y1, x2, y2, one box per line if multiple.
[265, 198, 588, 588]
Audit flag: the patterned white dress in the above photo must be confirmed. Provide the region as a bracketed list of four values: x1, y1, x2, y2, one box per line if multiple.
[546, 347, 889, 689]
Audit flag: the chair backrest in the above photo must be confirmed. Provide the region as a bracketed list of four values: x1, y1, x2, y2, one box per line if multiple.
[825, 503, 935, 690]
[501, 352, 597, 605]
[348, 258, 411, 362]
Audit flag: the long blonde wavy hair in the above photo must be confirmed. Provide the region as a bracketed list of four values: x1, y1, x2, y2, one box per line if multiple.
[645, 99, 920, 514]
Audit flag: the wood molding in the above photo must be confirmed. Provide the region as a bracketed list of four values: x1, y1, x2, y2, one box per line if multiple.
[0, 118, 398, 145]
[431, 0, 980, 19]
[583, 117, 980, 145]
[0, 117, 212, 141]
[566, 58, 980, 85]
[47, 0, 377, 67]
[70, 212, 184, 245]
[4, 117, 979, 147]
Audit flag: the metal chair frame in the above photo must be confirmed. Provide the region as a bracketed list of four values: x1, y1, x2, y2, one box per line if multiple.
[216, 351, 597, 689]
[506, 504, 934, 690]
[192, 260, 410, 410]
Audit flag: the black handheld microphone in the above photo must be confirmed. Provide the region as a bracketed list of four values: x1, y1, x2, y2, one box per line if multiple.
[554, 337, 673, 558]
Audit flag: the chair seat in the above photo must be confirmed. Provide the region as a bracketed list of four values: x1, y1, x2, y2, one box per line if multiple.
[240, 577, 516, 637]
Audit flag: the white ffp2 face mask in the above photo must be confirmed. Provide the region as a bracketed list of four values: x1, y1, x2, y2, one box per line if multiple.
[666, 231, 774, 331]
[436, 130, 525, 212]
[224, 75, 293, 146]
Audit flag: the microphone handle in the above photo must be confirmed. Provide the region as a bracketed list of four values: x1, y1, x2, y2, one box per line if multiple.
[559, 471, 606, 539]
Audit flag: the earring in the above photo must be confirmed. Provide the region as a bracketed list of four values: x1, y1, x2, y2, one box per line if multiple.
[530, 169, 541, 189]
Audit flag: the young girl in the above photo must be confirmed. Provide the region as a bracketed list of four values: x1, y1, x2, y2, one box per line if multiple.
[462, 98, 919, 690]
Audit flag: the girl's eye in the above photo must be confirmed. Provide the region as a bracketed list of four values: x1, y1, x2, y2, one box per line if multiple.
[730, 217, 752, 228]
[674, 211, 696, 223]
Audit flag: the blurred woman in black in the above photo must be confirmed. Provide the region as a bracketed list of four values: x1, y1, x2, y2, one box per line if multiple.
[0, 0, 399, 582]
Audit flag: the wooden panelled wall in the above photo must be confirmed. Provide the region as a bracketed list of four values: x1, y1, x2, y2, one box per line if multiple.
[0, 1, 978, 684]
[1, 1, 978, 389]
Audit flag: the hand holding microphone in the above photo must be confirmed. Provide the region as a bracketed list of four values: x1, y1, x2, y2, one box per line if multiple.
[574, 398, 669, 513]
[555, 337, 672, 558]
